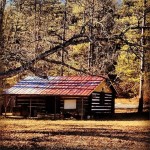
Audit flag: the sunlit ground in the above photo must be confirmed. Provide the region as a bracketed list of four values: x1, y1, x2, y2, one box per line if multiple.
[115, 98, 149, 113]
[0, 118, 150, 150]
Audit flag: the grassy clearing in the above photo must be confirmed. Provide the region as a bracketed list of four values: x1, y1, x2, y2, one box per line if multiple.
[0, 119, 150, 150]
[115, 98, 150, 113]
[115, 98, 139, 105]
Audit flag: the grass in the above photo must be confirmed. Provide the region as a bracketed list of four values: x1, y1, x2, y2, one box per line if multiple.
[0, 118, 150, 150]
[115, 98, 150, 113]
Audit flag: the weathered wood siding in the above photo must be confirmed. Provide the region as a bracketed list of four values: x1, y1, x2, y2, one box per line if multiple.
[90, 92, 115, 115]
[94, 80, 112, 93]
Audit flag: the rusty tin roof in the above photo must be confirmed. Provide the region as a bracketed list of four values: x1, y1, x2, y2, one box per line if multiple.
[5, 76, 105, 96]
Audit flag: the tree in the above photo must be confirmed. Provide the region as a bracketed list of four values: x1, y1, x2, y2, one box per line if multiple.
[115, 0, 150, 112]
[0, 0, 118, 80]
[0, 0, 6, 92]
[138, 0, 150, 113]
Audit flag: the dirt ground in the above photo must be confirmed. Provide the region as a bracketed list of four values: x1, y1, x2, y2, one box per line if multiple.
[0, 117, 150, 150]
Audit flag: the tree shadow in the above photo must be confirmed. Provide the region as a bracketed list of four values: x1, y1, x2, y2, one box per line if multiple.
[93, 112, 150, 120]
[1, 127, 150, 144]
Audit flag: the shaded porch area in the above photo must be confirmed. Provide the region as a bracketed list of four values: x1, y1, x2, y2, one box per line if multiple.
[2, 95, 89, 120]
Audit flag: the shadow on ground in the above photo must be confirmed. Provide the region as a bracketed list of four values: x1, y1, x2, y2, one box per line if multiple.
[0, 112, 150, 150]
[93, 112, 150, 120]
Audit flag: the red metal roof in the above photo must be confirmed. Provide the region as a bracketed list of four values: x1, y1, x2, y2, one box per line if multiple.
[5, 76, 105, 96]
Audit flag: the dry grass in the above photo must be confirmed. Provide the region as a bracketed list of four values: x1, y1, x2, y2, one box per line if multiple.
[0, 119, 150, 150]
[115, 98, 139, 105]
[115, 98, 150, 113]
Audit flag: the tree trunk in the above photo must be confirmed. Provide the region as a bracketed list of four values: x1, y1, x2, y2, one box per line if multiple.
[138, 0, 146, 113]
[0, 0, 6, 64]
[0, 0, 6, 93]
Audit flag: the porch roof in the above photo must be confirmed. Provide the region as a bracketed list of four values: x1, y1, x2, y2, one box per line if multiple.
[4, 76, 105, 96]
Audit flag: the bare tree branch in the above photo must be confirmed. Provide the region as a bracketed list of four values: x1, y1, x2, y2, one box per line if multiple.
[0, 34, 87, 79]
[44, 58, 89, 75]
[0, 30, 142, 79]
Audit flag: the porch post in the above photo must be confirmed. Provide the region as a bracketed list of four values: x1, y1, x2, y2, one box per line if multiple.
[29, 98, 31, 117]
[81, 98, 84, 120]
[4, 95, 7, 117]
[54, 96, 56, 120]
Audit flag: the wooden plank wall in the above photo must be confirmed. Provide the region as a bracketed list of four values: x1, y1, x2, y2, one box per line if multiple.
[91, 92, 114, 115]
[16, 97, 46, 113]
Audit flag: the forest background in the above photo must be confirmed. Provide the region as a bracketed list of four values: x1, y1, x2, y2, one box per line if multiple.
[0, 0, 150, 113]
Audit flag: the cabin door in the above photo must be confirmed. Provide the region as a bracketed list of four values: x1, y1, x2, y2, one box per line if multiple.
[45, 97, 60, 114]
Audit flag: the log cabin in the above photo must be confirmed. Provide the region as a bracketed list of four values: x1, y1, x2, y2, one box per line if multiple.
[3, 76, 117, 119]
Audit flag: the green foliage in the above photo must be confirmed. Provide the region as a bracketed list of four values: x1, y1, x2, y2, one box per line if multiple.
[114, 0, 150, 100]
[116, 50, 140, 97]
[72, 43, 88, 56]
